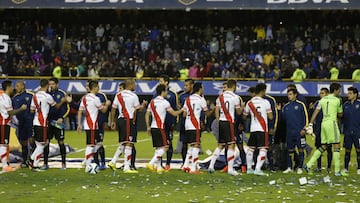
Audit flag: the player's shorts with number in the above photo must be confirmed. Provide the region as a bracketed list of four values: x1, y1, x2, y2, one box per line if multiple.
[321, 120, 341, 144]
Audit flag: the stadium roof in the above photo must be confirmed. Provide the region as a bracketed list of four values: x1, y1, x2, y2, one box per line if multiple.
[2, 0, 357, 10]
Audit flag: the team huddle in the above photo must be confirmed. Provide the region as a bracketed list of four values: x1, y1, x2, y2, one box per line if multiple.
[0, 77, 359, 177]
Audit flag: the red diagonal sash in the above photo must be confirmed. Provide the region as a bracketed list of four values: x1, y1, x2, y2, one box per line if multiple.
[33, 94, 47, 142]
[150, 100, 167, 145]
[33, 95, 45, 126]
[117, 93, 130, 140]
[219, 94, 235, 142]
[248, 101, 268, 147]
[186, 97, 200, 142]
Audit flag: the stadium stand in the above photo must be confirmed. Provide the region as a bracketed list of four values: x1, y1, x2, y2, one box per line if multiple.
[1, 10, 360, 80]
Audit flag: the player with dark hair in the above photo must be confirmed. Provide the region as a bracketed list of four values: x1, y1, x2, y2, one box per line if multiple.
[282, 88, 308, 174]
[28, 79, 67, 171]
[182, 82, 214, 173]
[86, 79, 109, 170]
[41, 77, 71, 170]
[156, 75, 179, 171]
[12, 81, 34, 167]
[145, 84, 183, 173]
[243, 83, 273, 176]
[310, 88, 332, 173]
[342, 86, 360, 175]
[78, 80, 111, 171]
[0, 80, 27, 172]
[208, 79, 244, 176]
[178, 79, 194, 170]
[305, 83, 347, 176]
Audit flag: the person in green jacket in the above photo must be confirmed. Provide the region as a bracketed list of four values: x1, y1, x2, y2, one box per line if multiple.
[291, 67, 306, 82]
[352, 69, 360, 82]
[329, 66, 339, 80]
[52, 65, 62, 79]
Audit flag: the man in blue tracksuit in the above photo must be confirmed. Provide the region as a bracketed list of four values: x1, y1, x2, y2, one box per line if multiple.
[282, 88, 308, 174]
[42, 77, 70, 170]
[12, 81, 34, 167]
[342, 86, 360, 175]
[155, 75, 178, 171]
[95, 86, 109, 170]
[310, 87, 332, 173]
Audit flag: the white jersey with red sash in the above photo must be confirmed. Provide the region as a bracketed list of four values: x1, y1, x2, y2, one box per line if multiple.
[183, 94, 208, 131]
[243, 96, 271, 133]
[112, 90, 140, 119]
[147, 96, 172, 129]
[31, 91, 56, 127]
[0, 93, 13, 125]
[79, 93, 104, 130]
[216, 90, 241, 123]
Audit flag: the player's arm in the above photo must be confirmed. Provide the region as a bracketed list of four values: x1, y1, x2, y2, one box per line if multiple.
[267, 112, 273, 121]
[145, 110, 151, 136]
[205, 102, 215, 117]
[110, 107, 117, 130]
[77, 109, 83, 134]
[167, 108, 184, 117]
[236, 96, 244, 115]
[8, 105, 27, 116]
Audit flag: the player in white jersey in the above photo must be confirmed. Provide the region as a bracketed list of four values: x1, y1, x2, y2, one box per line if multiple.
[182, 82, 214, 174]
[145, 84, 183, 173]
[0, 80, 27, 172]
[77, 80, 111, 171]
[27, 79, 68, 171]
[208, 79, 244, 176]
[108, 79, 147, 173]
[243, 83, 273, 176]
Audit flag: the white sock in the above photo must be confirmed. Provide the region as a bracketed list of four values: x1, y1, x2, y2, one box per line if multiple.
[32, 143, 44, 167]
[227, 149, 235, 173]
[255, 149, 267, 171]
[0, 145, 7, 168]
[124, 146, 132, 170]
[156, 148, 165, 169]
[85, 146, 95, 168]
[191, 147, 200, 172]
[183, 147, 193, 168]
[111, 144, 124, 164]
[149, 149, 159, 166]
[246, 148, 254, 170]
[209, 147, 221, 169]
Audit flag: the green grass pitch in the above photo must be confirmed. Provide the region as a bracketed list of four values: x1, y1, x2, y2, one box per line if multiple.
[0, 131, 359, 203]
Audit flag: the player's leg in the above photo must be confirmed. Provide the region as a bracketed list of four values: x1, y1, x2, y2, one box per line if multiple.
[41, 125, 54, 170]
[130, 121, 138, 170]
[84, 130, 97, 169]
[246, 132, 258, 174]
[190, 143, 201, 174]
[356, 148, 360, 175]
[315, 131, 322, 172]
[236, 132, 247, 173]
[96, 130, 105, 170]
[343, 134, 352, 173]
[123, 120, 138, 173]
[18, 122, 30, 167]
[56, 128, 66, 170]
[165, 126, 173, 170]
[253, 132, 268, 176]
[297, 136, 306, 174]
[330, 121, 345, 176]
[0, 125, 14, 172]
[226, 122, 238, 175]
[326, 144, 332, 173]
[109, 118, 125, 169]
[305, 123, 328, 172]
[267, 134, 275, 172]
[180, 130, 188, 164]
[130, 146, 136, 170]
[284, 135, 294, 173]
[208, 121, 226, 172]
[182, 130, 192, 172]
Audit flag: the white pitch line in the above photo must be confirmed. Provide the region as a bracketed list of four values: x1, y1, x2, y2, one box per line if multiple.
[73, 138, 151, 153]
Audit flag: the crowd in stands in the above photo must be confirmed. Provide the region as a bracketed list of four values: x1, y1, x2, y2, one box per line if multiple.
[1, 10, 360, 81]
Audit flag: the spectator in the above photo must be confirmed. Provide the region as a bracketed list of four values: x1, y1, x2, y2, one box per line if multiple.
[188, 63, 198, 78]
[329, 64, 339, 80]
[221, 68, 230, 79]
[95, 24, 105, 38]
[291, 67, 306, 82]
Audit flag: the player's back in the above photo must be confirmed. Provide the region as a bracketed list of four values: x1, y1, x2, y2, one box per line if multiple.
[319, 94, 342, 123]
